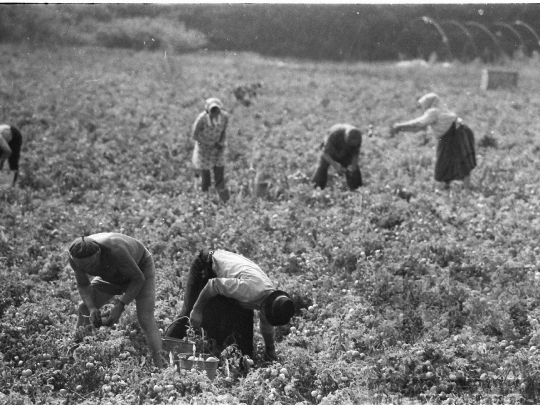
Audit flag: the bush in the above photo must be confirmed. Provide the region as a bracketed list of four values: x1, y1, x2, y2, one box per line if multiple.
[0, 5, 61, 44]
[95, 17, 207, 52]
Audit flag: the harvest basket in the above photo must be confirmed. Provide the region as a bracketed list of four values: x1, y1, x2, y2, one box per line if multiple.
[177, 353, 219, 381]
[162, 337, 195, 355]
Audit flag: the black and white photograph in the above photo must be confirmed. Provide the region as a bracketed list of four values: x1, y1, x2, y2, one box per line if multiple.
[1, 3, 540, 404]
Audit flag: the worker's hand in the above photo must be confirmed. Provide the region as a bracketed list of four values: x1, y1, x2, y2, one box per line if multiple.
[389, 125, 399, 137]
[89, 308, 101, 328]
[103, 302, 124, 326]
[264, 345, 278, 362]
[189, 308, 203, 329]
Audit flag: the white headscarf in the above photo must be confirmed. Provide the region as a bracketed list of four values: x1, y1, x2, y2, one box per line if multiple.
[204, 98, 224, 127]
[418, 93, 441, 111]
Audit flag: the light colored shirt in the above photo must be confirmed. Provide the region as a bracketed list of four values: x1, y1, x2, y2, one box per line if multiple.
[207, 250, 276, 334]
[207, 250, 275, 310]
[0, 124, 11, 137]
[191, 111, 229, 169]
[401, 107, 457, 140]
[0, 124, 12, 155]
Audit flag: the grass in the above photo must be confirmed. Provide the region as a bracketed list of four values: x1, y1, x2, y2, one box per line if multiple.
[1, 43, 540, 404]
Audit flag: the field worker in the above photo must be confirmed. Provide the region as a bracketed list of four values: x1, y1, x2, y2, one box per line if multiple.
[390, 93, 476, 189]
[191, 98, 230, 202]
[0, 124, 23, 187]
[312, 124, 363, 191]
[165, 249, 296, 361]
[68, 233, 164, 368]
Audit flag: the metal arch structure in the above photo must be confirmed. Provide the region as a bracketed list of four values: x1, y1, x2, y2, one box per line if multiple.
[440, 20, 479, 60]
[400, 16, 453, 61]
[464, 21, 505, 59]
[513, 20, 540, 51]
[492, 22, 525, 50]
[397, 16, 539, 63]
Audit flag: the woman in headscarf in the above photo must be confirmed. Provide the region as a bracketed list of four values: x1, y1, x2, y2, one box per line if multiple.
[191, 98, 230, 201]
[312, 123, 363, 191]
[390, 93, 476, 189]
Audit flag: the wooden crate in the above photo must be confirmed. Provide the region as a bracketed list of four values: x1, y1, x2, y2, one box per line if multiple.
[481, 69, 518, 90]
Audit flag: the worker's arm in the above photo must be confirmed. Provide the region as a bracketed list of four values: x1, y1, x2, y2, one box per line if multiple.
[72, 265, 100, 325]
[189, 283, 218, 328]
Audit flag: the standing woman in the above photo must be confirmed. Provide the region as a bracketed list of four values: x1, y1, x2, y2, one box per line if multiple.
[192, 98, 230, 201]
[0, 124, 23, 187]
[312, 123, 363, 191]
[390, 93, 476, 189]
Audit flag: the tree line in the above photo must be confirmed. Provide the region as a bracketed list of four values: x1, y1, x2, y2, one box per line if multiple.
[1, 3, 540, 61]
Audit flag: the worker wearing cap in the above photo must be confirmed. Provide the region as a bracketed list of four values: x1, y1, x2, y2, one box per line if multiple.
[166, 249, 295, 361]
[191, 98, 230, 201]
[0, 124, 23, 187]
[312, 123, 363, 191]
[68, 233, 163, 368]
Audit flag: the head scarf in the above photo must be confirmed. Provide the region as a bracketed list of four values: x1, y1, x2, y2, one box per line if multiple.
[204, 98, 224, 127]
[418, 93, 441, 111]
[205, 98, 223, 113]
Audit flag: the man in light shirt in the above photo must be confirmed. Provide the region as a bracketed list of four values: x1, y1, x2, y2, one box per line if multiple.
[166, 249, 295, 361]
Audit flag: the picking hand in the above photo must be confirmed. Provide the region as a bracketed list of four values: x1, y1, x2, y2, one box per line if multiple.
[103, 303, 124, 326]
[189, 308, 203, 329]
[389, 125, 399, 137]
[89, 308, 101, 327]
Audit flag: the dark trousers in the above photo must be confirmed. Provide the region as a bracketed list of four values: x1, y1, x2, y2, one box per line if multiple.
[200, 166, 229, 202]
[201, 166, 225, 191]
[312, 157, 363, 191]
[165, 250, 254, 356]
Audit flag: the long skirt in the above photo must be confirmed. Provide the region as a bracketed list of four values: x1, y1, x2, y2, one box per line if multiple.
[312, 157, 362, 190]
[435, 123, 476, 183]
[164, 250, 254, 356]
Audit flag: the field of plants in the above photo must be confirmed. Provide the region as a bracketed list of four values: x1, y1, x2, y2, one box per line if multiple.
[1, 43, 540, 405]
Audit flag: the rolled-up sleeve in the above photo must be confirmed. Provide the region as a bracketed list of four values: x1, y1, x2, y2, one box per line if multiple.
[402, 108, 439, 129]
[259, 309, 274, 335]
